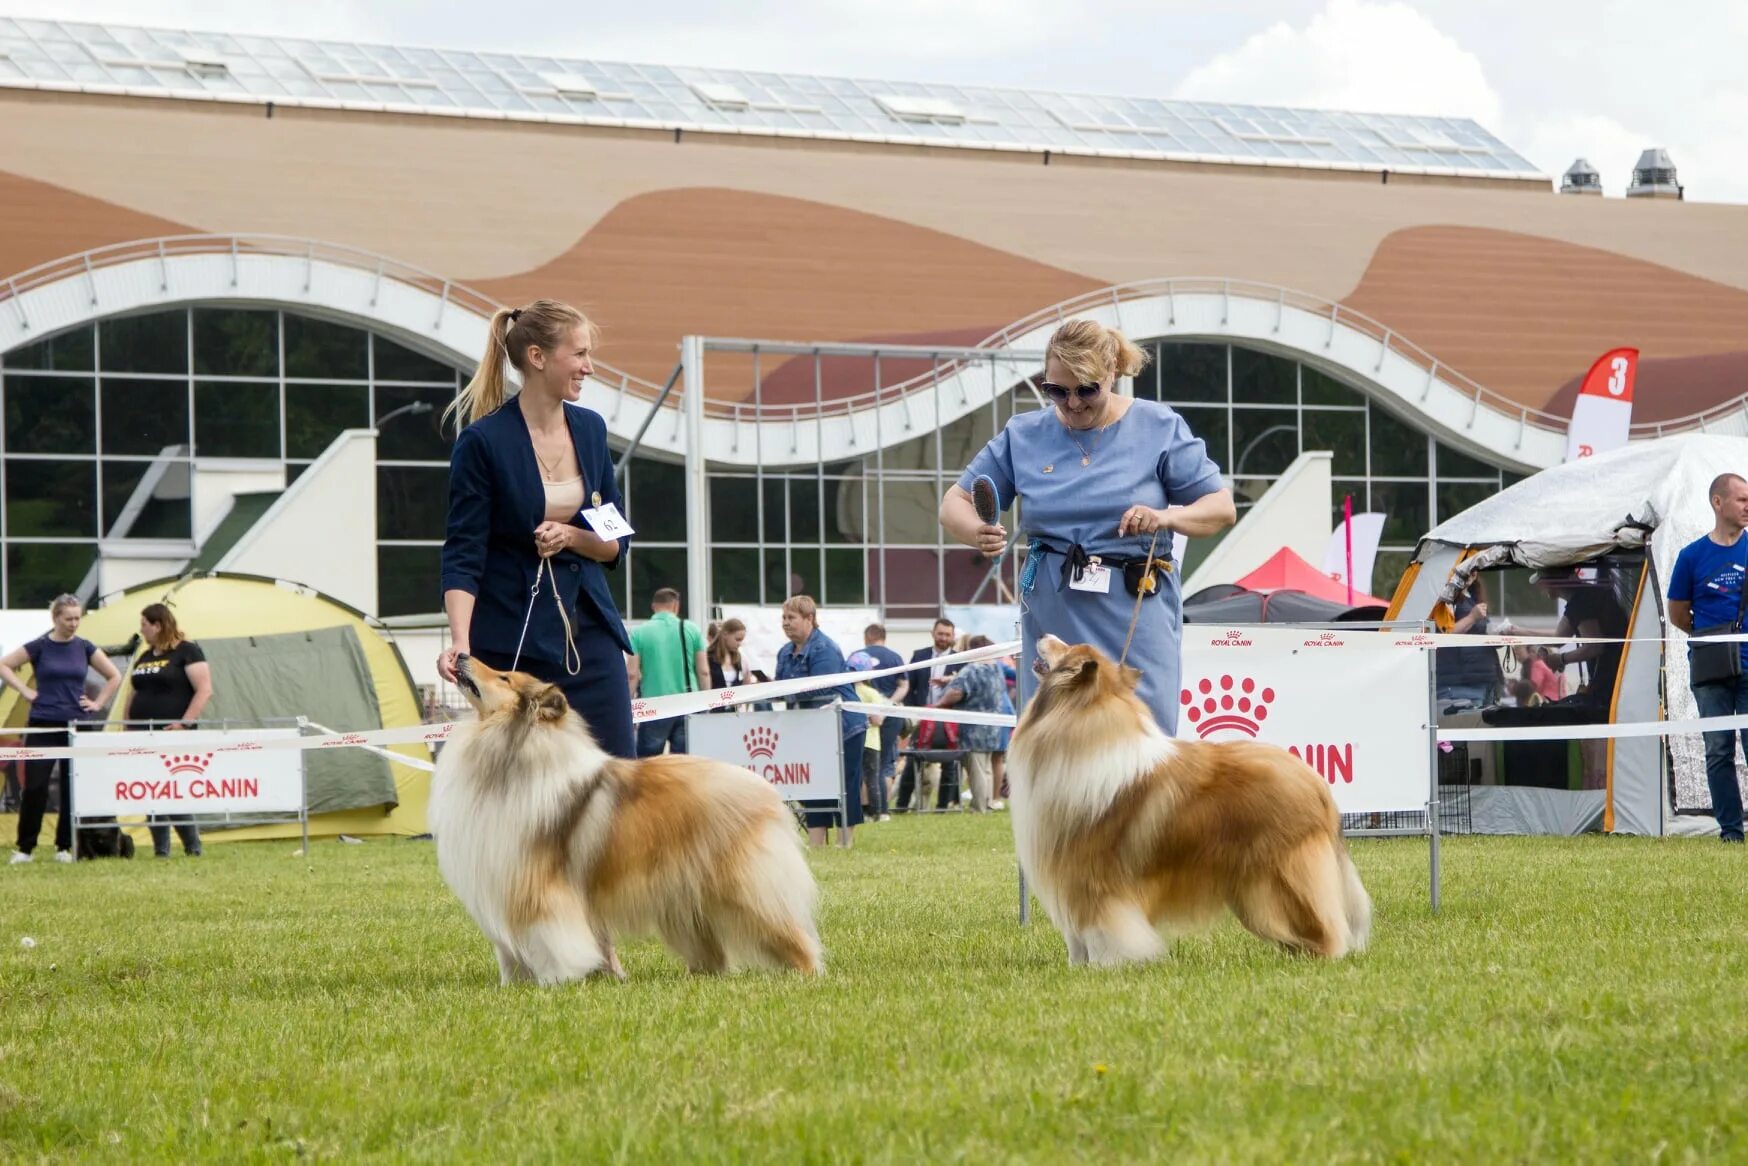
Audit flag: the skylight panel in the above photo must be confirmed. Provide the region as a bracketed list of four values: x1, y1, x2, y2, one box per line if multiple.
[692, 80, 749, 109]
[875, 94, 965, 124]
[538, 71, 598, 98]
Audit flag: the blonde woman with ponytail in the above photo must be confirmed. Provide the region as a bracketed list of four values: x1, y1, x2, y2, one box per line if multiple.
[939, 319, 1236, 729]
[437, 300, 636, 758]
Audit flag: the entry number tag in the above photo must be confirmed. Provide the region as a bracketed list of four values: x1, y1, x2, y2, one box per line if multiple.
[582, 503, 634, 539]
[1069, 564, 1112, 594]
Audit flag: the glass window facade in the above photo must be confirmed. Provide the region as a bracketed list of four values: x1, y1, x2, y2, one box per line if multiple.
[0, 312, 1515, 616]
[0, 308, 472, 612]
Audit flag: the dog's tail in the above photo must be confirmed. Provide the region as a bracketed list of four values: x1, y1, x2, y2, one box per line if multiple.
[725, 816, 824, 975]
[1338, 846, 1372, 954]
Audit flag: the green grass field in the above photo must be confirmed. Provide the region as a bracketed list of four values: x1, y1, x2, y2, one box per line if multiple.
[2, 816, 1745, 1163]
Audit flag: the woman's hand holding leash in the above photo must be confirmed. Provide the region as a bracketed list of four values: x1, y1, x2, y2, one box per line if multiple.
[534, 522, 569, 559]
[1118, 506, 1170, 537]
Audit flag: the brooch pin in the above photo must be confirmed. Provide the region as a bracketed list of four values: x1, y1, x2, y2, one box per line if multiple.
[1043, 464, 1054, 474]
[591, 491, 603, 507]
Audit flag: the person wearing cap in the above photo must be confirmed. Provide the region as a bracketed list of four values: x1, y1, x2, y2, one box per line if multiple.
[1667, 472, 1748, 842]
[937, 319, 1235, 731]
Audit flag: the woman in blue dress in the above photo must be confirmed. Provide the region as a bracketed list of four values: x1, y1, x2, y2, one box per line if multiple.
[939, 320, 1236, 732]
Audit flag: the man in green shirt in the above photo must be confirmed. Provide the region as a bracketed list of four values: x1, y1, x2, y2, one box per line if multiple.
[627, 587, 709, 756]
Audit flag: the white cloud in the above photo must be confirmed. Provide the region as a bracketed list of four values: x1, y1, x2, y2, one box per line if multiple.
[1173, 0, 1501, 126]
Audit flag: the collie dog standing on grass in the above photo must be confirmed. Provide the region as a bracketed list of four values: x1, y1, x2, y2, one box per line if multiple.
[1008, 636, 1372, 966]
[429, 655, 823, 985]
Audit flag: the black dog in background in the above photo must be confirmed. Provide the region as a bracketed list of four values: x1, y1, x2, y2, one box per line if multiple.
[75, 820, 135, 860]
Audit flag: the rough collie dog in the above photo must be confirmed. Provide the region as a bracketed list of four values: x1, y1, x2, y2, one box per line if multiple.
[429, 655, 822, 985]
[1008, 636, 1371, 965]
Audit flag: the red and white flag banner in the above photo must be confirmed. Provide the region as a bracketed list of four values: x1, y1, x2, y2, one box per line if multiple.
[1564, 347, 1638, 462]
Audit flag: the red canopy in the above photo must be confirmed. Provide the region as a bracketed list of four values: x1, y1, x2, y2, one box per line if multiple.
[1233, 547, 1385, 607]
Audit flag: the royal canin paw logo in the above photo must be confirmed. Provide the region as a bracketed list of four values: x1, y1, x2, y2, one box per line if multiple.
[744, 726, 779, 760]
[1180, 675, 1276, 738]
[161, 752, 214, 777]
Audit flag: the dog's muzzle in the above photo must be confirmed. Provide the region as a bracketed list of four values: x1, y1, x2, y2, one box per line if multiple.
[454, 653, 480, 698]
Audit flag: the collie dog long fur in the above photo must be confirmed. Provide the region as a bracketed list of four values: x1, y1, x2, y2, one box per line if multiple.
[1008, 636, 1372, 965]
[429, 656, 822, 985]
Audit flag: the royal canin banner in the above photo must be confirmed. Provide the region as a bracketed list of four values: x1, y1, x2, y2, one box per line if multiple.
[72, 728, 304, 816]
[1176, 626, 1431, 815]
[1563, 347, 1638, 462]
[686, 707, 845, 803]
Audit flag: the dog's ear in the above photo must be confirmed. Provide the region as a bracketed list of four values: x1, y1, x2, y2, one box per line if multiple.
[530, 683, 569, 722]
[1063, 655, 1100, 684]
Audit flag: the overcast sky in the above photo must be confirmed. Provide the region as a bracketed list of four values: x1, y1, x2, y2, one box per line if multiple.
[9, 0, 1744, 202]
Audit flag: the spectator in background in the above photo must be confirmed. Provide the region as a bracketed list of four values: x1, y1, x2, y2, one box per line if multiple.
[992, 650, 1017, 808]
[1666, 472, 1748, 843]
[860, 623, 907, 819]
[1, 594, 123, 864]
[897, 617, 961, 811]
[127, 603, 213, 859]
[1513, 643, 1564, 704]
[1436, 575, 1502, 711]
[775, 595, 866, 847]
[707, 618, 766, 691]
[932, 634, 1006, 812]
[846, 651, 889, 822]
[627, 587, 708, 756]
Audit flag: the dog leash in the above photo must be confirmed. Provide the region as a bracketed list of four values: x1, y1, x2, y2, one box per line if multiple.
[510, 558, 583, 676]
[1118, 530, 1162, 668]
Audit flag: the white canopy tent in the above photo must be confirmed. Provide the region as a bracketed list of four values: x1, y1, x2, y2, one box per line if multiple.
[1390, 434, 1748, 835]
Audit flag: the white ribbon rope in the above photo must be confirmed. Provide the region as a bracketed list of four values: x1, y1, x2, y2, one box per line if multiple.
[8, 628, 1748, 762]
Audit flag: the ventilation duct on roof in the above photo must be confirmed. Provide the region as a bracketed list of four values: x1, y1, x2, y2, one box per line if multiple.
[1560, 157, 1602, 195]
[1627, 147, 1680, 200]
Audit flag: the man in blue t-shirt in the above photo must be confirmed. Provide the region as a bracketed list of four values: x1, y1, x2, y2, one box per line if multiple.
[1668, 471, 1748, 843]
[860, 623, 908, 821]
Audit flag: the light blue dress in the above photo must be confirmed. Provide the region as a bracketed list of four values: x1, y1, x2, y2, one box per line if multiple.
[958, 400, 1224, 731]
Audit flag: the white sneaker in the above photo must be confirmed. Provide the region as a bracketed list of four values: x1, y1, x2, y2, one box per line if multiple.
[8, 850, 32, 865]
[990, 800, 1006, 811]
[53, 850, 73, 864]
[878, 814, 893, 822]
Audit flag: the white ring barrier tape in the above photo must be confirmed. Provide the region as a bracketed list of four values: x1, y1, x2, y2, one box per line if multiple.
[629, 640, 1019, 723]
[1438, 711, 1748, 743]
[0, 641, 1025, 763]
[840, 702, 1018, 728]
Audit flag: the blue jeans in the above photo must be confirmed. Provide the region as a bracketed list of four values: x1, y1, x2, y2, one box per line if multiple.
[636, 716, 688, 758]
[1692, 674, 1748, 841]
[878, 717, 902, 780]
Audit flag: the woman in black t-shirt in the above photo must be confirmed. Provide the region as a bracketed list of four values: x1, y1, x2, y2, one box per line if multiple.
[127, 603, 214, 858]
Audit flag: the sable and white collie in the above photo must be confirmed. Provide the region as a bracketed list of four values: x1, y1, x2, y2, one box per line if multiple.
[428, 655, 823, 985]
[1008, 636, 1372, 966]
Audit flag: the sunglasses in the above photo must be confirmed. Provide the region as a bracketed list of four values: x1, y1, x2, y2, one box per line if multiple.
[1040, 381, 1104, 403]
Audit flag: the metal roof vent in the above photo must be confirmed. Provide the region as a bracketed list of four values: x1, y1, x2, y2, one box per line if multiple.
[1560, 157, 1602, 195]
[1627, 147, 1681, 199]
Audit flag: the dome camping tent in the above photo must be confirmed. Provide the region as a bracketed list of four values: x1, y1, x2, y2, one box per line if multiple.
[1388, 434, 1748, 836]
[0, 572, 433, 844]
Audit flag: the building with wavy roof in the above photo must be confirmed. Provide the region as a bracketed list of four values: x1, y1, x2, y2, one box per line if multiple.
[2, 15, 1743, 633]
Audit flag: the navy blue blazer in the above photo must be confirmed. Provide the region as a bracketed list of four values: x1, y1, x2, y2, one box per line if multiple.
[440, 400, 633, 658]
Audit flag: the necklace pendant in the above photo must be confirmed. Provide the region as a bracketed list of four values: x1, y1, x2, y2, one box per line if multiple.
[1080, 456, 1090, 467]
